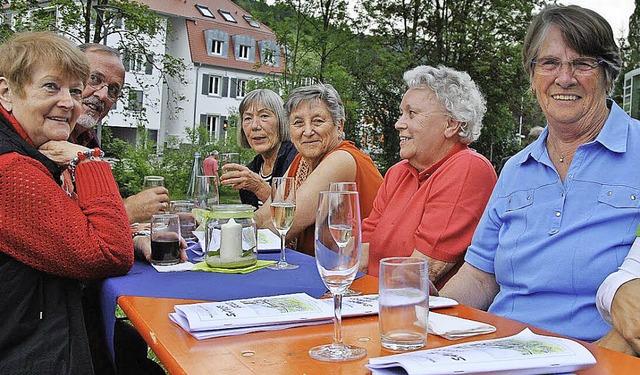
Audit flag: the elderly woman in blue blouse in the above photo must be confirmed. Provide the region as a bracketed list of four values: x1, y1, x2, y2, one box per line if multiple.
[439, 5, 640, 350]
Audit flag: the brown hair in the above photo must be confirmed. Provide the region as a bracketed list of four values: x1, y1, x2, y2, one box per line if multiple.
[0, 31, 90, 96]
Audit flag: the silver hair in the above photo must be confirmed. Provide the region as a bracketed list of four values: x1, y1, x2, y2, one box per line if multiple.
[403, 65, 486, 144]
[79, 43, 121, 58]
[283, 83, 345, 126]
[236, 89, 290, 149]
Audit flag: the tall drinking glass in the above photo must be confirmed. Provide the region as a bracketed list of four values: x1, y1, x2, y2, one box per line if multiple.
[143, 176, 167, 214]
[309, 191, 366, 361]
[194, 175, 219, 210]
[267, 177, 298, 270]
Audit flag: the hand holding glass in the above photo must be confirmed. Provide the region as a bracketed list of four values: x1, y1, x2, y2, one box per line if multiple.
[267, 177, 298, 270]
[143, 175, 164, 189]
[309, 191, 366, 361]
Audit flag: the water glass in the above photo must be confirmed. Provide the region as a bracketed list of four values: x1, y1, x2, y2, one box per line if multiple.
[170, 200, 196, 242]
[143, 175, 164, 189]
[379, 257, 429, 351]
[150, 214, 181, 266]
[194, 175, 219, 209]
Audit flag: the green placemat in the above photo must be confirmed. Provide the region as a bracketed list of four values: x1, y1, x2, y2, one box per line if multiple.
[191, 260, 276, 274]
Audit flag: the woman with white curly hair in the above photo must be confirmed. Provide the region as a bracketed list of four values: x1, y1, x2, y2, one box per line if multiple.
[361, 65, 497, 288]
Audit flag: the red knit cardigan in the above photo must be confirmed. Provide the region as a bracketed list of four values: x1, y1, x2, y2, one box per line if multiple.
[0, 110, 133, 281]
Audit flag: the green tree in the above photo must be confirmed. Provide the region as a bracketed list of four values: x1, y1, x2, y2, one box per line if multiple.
[353, 0, 546, 169]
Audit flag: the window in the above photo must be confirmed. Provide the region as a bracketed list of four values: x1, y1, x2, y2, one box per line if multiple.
[236, 79, 248, 98]
[208, 75, 222, 96]
[206, 115, 217, 137]
[195, 4, 215, 18]
[211, 40, 224, 55]
[238, 45, 250, 60]
[205, 30, 230, 58]
[218, 9, 237, 23]
[243, 15, 260, 28]
[124, 53, 147, 73]
[127, 90, 144, 112]
[259, 40, 280, 67]
[233, 35, 256, 63]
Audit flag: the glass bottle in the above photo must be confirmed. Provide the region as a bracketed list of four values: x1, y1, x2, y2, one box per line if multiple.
[186, 151, 203, 199]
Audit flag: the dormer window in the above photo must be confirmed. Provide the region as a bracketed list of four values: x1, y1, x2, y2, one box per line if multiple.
[233, 35, 256, 63]
[243, 15, 260, 28]
[218, 9, 237, 23]
[195, 4, 215, 18]
[205, 29, 230, 58]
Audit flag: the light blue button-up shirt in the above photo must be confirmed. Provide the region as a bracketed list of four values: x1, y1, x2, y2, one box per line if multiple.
[465, 100, 640, 342]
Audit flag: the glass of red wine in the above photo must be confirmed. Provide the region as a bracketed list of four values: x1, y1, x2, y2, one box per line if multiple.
[150, 213, 181, 266]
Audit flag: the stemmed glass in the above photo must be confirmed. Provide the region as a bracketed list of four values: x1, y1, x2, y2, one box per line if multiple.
[267, 177, 298, 270]
[326, 182, 362, 297]
[309, 191, 366, 362]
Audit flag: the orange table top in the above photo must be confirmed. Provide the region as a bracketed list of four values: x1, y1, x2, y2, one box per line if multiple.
[119, 275, 640, 374]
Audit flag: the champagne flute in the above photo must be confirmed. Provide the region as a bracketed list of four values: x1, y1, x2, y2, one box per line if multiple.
[327, 182, 362, 296]
[267, 177, 298, 270]
[309, 191, 366, 361]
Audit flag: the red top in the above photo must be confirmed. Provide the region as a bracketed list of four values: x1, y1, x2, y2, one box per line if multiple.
[0, 114, 133, 281]
[203, 155, 219, 176]
[287, 141, 383, 256]
[362, 143, 497, 288]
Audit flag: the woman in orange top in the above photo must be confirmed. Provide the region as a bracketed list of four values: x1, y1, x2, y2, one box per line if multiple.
[254, 83, 383, 256]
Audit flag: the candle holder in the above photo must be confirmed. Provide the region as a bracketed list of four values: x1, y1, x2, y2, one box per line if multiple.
[204, 204, 258, 268]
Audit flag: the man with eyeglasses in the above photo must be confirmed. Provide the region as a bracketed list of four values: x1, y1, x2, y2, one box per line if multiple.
[71, 43, 166, 375]
[70, 44, 169, 225]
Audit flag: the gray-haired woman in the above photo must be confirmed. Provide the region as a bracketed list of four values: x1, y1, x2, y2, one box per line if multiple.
[254, 83, 383, 256]
[361, 65, 497, 288]
[440, 5, 640, 351]
[220, 89, 297, 208]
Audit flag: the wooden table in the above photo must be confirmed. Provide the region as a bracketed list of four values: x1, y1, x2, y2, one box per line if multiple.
[119, 276, 640, 374]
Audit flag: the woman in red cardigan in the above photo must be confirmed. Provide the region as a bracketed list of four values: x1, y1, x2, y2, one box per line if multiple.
[0, 31, 133, 374]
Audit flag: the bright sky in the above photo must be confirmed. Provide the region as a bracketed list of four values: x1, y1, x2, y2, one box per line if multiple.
[560, 0, 635, 39]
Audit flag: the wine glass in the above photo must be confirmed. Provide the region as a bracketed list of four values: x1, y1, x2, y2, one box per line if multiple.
[327, 182, 362, 296]
[267, 177, 298, 270]
[309, 191, 366, 362]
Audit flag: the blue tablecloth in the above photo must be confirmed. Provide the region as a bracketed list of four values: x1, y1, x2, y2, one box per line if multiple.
[100, 249, 328, 359]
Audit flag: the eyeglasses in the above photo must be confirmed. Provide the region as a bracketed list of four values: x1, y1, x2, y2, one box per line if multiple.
[87, 73, 121, 101]
[530, 57, 605, 76]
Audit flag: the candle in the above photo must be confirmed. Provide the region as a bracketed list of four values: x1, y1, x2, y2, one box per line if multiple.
[220, 218, 243, 260]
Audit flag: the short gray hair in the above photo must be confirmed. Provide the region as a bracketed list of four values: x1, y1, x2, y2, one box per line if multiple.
[236, 89, 290, 148]
[523, 5, 621, 92]
[283, 83, 345, 126]
[79, 43, 121, 58]
[403, 65, 486, 144]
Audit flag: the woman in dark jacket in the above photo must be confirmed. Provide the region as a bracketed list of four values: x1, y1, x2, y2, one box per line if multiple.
[0, 31, 133, 374]
[220, 89, 297, 208]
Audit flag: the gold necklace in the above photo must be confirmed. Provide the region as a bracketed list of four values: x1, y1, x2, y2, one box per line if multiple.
[549, 138, 571, 163]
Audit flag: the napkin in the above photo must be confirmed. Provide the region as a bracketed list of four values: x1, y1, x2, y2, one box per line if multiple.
[191, 260, 276, 274]
[151, 262, 196, 272]
[428, 311, 496, 340]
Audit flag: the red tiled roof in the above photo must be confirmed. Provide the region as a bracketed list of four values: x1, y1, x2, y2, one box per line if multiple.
[136, 0, 282, 74]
